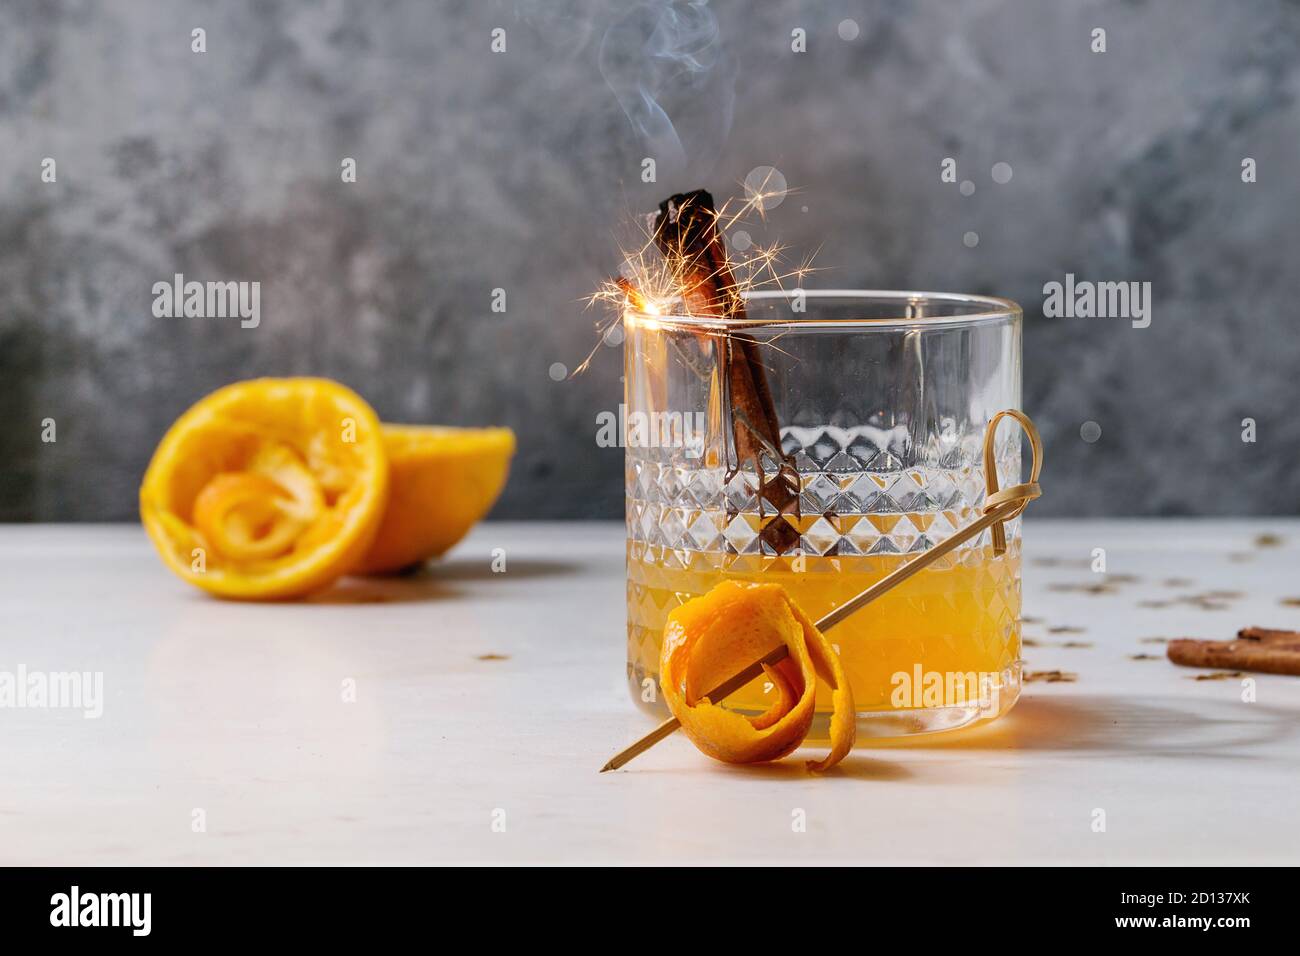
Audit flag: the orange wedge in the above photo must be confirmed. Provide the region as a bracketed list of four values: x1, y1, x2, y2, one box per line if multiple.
[140, 378, 389, 599]
[660, 581, 855, 772]
[355, 425, 516, 574]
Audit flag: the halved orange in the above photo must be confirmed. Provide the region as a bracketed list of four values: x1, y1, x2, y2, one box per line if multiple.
[140, 378, 389, 599]
[355, 425, 516, 574]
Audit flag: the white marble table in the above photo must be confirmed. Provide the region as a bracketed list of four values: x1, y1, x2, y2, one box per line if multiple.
[1, 520, 1298, 865]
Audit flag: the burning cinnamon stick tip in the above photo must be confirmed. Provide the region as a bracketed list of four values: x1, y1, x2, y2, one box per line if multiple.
[654, 189, 719, 249]
[651, 188, 741, 319]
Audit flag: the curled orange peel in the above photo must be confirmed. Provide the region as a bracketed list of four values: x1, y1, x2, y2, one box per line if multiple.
[660, 581, 856, 772]
[191, 443, 326, 562]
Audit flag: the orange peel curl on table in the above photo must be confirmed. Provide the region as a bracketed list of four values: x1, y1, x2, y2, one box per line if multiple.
[659, 580, 856, 772]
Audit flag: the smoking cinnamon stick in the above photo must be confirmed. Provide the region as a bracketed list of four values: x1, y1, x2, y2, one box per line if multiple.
[1166, 627, 1300, 676]
[652, 189, 800, 553]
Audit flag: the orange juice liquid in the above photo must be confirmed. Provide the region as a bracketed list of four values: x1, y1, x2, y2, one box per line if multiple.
[627, 542, 1021, 723]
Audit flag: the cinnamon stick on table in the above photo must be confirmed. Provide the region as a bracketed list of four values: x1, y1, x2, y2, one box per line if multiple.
[652, 189, 800, 554]
[1167, 626, 1300, 676]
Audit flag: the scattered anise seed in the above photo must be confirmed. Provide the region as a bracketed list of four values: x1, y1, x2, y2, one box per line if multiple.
[1048, 625, 1085, 634]
[1048, 582, 1114, 595]
[1024, 670, 1077, 683]
[1143, 593, 1236, 612]
[1061, 641, 1093, 648]
[1280, 597, 1300, 607]
[1128, 653, 1161, 660]
[1139, 636, 1170, 644]
[1254, 533, 1283, 548]
[1191, 670, 1244, 681]
[476, 653, 510, 661]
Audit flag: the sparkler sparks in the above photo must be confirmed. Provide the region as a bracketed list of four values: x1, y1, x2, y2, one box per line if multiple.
[576, 177, 817, 376]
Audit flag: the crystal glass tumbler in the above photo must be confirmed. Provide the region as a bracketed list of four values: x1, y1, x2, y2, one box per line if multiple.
[625, 290, 1024, 737]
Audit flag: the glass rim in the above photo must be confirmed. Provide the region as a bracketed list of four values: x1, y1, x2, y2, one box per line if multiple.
[627, 288, 1022, 331]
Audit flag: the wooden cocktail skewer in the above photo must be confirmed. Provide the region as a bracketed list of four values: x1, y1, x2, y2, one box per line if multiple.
[601, 409, 1043, 773]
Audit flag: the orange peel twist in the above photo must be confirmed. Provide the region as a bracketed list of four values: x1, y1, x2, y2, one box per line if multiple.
[659, 581, 856, 772]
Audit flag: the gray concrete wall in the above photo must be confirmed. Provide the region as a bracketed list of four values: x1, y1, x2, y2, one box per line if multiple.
[2, 0, 1297, 520]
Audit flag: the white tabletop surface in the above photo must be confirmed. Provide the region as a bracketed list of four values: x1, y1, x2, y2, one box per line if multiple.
[2, 520, 1298, 865]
